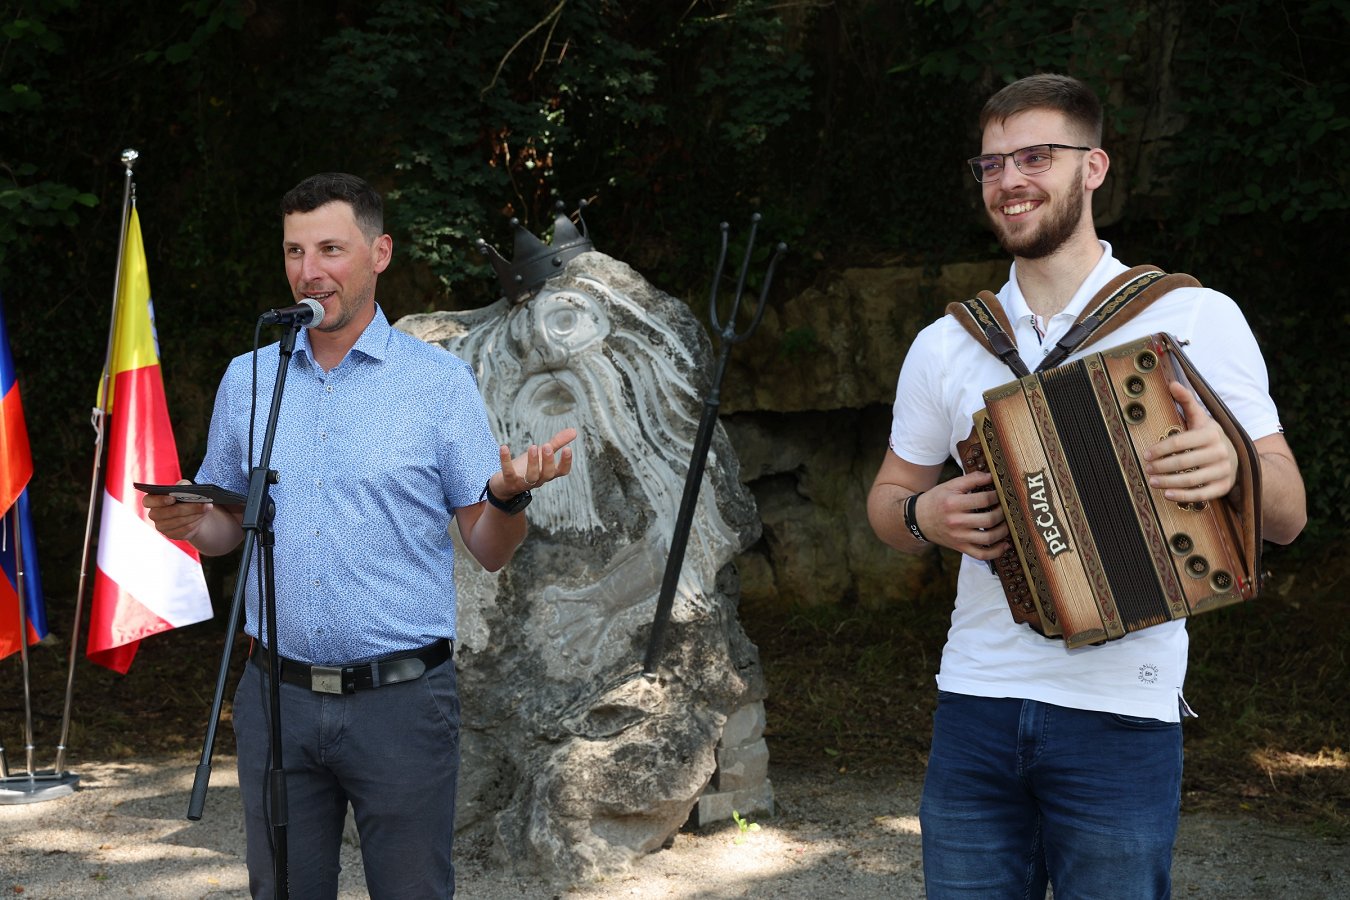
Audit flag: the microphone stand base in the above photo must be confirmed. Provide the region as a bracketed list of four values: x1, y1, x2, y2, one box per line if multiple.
[0, 771, 81, 805]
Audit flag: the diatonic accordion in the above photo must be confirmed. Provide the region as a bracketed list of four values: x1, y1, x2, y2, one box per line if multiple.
[962, 333, 1262, 648]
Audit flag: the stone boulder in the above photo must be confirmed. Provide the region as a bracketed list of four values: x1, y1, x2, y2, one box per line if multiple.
[397, 250, 769, 880]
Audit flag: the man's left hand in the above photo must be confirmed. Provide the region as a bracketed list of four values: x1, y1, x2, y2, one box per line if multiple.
[491, 427, 577, 498]
[1142, 382, 1238, 503]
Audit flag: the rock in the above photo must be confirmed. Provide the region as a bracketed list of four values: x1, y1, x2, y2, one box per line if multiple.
[397, 249, 769, 880]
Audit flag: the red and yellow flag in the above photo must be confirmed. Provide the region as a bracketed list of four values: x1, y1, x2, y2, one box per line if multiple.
[87, 207, 211, 673]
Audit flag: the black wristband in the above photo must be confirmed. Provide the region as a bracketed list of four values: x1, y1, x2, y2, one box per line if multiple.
[480, 479, 532, 515]
[903, 492, 929, 544]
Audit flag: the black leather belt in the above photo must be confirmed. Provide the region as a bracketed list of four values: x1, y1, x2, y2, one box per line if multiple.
[250, 640, 452, 695]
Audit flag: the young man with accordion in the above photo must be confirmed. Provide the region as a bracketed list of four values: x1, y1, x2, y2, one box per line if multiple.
[868, 73, 1306, 899]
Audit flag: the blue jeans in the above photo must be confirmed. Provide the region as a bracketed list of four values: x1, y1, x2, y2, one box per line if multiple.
[920, 692, 1181, 900]
[233, 656, 462, 899]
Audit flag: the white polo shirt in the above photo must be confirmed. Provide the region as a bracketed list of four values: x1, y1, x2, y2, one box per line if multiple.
[888, 242, 1281, 722]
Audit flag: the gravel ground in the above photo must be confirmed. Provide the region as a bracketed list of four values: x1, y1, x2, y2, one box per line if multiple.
[1, 754, 1344, 898]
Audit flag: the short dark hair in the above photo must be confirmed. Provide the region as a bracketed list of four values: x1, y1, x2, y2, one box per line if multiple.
[979, 74, 1103, 147]
[280, 173, 384, 240]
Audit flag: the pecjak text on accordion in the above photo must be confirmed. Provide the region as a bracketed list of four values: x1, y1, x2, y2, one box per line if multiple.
[960, 333, 1263, 649]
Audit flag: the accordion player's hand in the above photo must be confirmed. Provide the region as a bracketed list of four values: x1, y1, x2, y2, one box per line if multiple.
[1142, 381, 1239, 503]
[926, 470, 1011, 560]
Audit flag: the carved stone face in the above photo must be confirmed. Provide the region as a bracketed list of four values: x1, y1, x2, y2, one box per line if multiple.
[502, 282, 618, 535]
[454, 255, 712, 543]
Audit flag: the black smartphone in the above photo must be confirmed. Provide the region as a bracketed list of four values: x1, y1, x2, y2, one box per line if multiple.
[133, 482, 246, 505]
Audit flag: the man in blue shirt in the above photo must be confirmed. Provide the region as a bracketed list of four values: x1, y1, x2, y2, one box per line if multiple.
[145, 172, 575, 898]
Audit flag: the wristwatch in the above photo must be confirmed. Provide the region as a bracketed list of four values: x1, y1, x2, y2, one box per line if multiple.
[481, 479, 532, 515]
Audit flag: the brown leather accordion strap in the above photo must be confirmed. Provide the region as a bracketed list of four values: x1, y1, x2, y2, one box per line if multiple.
[947, 265, 1204, 377]
[1038, 266, 1202, 371]
[945, 291, 1030, 378]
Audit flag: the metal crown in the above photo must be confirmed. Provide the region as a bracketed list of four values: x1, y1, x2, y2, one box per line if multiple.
[476, 200, 593, 303]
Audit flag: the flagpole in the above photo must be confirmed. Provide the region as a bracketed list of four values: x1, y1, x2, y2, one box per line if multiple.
[0, 499, 77, 802]
[0, 510, 13, 780]
[10, 506, 36, 775]
[53, 149, 138, 777]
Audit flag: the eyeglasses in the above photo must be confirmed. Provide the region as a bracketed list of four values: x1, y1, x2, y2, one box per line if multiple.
[967, 144, 1092, 183]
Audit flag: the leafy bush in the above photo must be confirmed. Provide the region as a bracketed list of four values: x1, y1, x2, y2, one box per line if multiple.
[1, 0, 1344, 594]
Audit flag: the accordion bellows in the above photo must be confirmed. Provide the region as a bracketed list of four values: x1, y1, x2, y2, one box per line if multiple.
[964, 334, 1263, 648]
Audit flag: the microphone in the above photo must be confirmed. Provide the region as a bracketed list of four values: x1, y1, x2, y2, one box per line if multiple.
[259, 298, 325, 327]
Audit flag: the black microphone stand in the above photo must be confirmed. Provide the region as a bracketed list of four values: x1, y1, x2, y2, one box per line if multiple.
[188, 320, 302, 899]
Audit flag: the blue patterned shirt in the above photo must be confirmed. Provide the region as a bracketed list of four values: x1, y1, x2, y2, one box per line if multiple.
[196, 305, 501, 664]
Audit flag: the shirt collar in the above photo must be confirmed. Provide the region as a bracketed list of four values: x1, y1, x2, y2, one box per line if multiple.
[1004, 240, 1123, 323]
[295, 304, 393, 367]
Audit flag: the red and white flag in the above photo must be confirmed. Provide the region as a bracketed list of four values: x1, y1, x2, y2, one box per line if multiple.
[87, 207, 211, 673]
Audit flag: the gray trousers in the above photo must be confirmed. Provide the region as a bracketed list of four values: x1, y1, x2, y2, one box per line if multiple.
[233, 656, 461, 899]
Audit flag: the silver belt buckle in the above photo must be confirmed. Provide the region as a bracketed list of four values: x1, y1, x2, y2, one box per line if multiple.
[310, 665, 344, 694]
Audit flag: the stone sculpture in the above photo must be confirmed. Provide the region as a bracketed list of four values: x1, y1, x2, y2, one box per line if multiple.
[395, 211, 769, 880]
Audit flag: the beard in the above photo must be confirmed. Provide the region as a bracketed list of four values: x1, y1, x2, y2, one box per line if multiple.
[484, 320, 704, 538]
[988, 167, 1087, 260]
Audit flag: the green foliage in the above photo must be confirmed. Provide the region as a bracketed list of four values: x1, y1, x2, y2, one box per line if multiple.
[907, 0, 1150, 91]
[491, 0, 816, 293]
[291, 0, 532, 292]
[1164, 1, 1349, 233]
[139, 0, 247, 69]
[780, 326, 819, 359]
[1, 0, 98, 267]
[0, 0, 1344, 609]
[252, 0, 817, 298]
[1133, 0, 1349, 537]
[685, 11, 812, 148]
[896, 0, 1349, 546]
[0, 171, 97, 260]
[731, 809, 761, 844]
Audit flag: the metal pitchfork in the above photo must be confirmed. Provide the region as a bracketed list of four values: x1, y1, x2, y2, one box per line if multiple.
[641, 215, 787, 678]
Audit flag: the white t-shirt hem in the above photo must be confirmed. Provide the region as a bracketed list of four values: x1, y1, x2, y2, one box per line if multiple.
[934, 675, 1185, 724]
